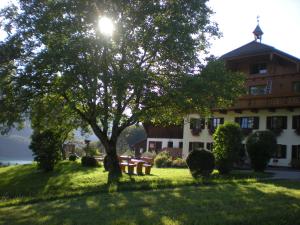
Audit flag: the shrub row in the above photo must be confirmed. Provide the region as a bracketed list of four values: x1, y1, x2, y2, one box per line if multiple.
[154, 151, 187, 168]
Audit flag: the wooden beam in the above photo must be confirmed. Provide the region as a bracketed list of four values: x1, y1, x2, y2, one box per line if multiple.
[234, 109, 242, 114]
[250, 108, 259, 113]
[268, 108, 276, 112]
[219, 109, 227, 114]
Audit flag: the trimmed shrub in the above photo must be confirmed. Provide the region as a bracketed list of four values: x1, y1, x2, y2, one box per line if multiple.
[69, 154, 78, 161]
[81, 156, 99, 167]
[172, 158, 187, 168]
[154, 151, 173, 168]
[186, 149, 215, 178]
[29, 130, 61, 172]
[213, 122, 243, 174]
[246, 131, 277, 171]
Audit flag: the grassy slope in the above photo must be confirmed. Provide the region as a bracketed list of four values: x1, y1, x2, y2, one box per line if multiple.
[0, 161, 299, 225]
[0, 161, 269, 207]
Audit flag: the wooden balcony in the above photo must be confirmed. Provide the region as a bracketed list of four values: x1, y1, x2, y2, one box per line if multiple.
[232, 94, 300, 110]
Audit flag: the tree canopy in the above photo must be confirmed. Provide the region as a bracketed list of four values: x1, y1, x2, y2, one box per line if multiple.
[0, 0, 245, 179]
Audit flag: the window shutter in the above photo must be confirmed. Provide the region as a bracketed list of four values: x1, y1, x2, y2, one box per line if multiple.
[189, 142, 193, 152]
[235, 117, 240, 125]
[253, 117, 259, 129]
[292, 116, 300, 129]
[281, 145, 287, 158]
[201, 119, 205, 129]
[266, 117, 272, 129]
[220, 118, 224, 124]
[190, 118, 195, 129]
[282, 116, 287, 129]
[292, 145, 297, 159]
[207, 119, 212, 130]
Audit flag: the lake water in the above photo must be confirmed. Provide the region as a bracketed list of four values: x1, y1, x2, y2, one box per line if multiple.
[0, 157, 33, 165]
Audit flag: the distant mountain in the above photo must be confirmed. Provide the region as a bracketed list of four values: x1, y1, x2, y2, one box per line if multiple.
[0, 123, 33, 161]
[0, 122, 99, 162]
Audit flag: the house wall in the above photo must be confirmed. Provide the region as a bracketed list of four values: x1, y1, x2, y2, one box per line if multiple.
[183, 108, 300, 167]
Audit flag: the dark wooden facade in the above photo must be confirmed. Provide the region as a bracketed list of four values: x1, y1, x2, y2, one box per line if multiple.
[222, 41, 300, 111]
[143, 124, 183, 139]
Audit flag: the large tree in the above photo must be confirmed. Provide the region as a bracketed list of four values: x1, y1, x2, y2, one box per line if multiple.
[0, 0, 245, 181]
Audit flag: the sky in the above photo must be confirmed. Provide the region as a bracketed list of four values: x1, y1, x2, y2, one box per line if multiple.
[0, 0, 300, 58]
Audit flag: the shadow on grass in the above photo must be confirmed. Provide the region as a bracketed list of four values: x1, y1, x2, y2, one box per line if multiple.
[0, 180, 300, 225]
[0, 162, 273, 208]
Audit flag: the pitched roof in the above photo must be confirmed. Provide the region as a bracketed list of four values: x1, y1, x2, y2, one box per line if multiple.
[220, 41, 300, 63]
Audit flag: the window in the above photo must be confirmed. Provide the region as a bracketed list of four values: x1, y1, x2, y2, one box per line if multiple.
[167, 141, 173, 148]
[266, 116, 287, 130]
[148, 141, 162, 151]
[235, 117, 259, 129]
[249, 85, 267, 95]
[293, 82, 300, 93]
[189, 142, 204, 152]
[179, 142, 183, 149]
[206, 142, 213, 151]
[190, 118, 205, 130]
[208, 118, 224, 130]
[250, 63, 267, 74]
[292, 145, 300, 160]
[273, 145, 287, 159]
[292, 116, 300, 129]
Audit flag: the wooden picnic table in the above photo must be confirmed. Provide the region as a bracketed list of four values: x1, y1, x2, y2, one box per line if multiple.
[130, 159, 146, 175]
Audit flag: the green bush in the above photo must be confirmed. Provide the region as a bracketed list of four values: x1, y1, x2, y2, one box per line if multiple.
[69, 154, 78, 161]
[121, 150, 135, 157]
[154, 151, 173, 168]
[81, 156, 99, 167]
[141, 151, 156, 159]
[172, 158, 187, 168]
[84, 145, 100, 157]
[186, 149, 215, 178]
[29, 130, 61, 172]
[246, 131, 277, 171]
[213, 122, 243, 174]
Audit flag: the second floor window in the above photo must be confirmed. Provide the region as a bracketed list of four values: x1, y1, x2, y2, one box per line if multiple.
[190, 118, 205, 130]
[249, 85, 267, 95]
[208, 118, 224, 130]
[293, 82, 300, 93]
[266, 116, 287, 130]
[235, 117, 259, 129]
[292, 115, 300, 129]
[250, 63, 267, 75]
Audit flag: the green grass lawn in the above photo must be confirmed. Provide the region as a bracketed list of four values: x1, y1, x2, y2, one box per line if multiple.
[0, 161, 299, 225]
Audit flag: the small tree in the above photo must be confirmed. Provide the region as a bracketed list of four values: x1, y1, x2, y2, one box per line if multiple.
[186, 149, 215, 178]
[246, 131, 277, 172]
[29, 130, 62, 172]
[213, 122, 243, 174]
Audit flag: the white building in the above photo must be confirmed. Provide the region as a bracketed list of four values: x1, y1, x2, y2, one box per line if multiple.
[182, 26, 300, 167]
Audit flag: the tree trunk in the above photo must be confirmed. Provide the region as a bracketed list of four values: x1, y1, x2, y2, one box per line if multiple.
[105, 141, 122, 183]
